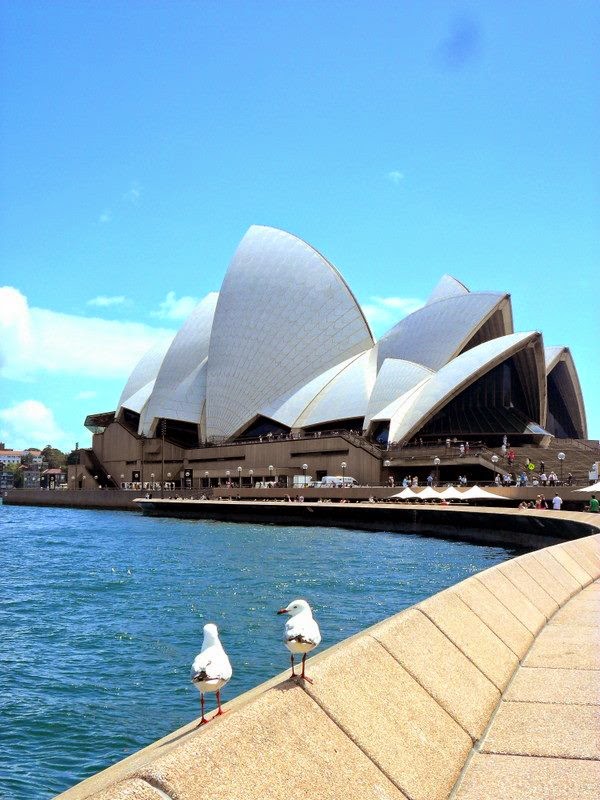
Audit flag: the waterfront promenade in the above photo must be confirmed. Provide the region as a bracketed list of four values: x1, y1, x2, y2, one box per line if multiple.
[55, 514, 600, 800]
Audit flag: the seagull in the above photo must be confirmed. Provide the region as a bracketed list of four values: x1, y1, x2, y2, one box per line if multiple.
[190, 623, 232, 726]
[277, 598, 322, 683]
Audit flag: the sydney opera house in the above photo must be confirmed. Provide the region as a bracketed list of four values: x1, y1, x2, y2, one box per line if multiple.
[81, 225, 587, 488]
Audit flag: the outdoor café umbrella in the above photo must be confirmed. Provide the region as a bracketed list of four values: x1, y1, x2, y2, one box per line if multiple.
[414, 486, 443, 500]
[461, 485, 510, 501]
[391, 487, 418, 500]
[574, 481, 600, 493]
[440, 485, 466, 501]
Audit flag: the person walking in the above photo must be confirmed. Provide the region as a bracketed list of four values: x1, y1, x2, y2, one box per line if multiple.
[552, 493, 563, 511]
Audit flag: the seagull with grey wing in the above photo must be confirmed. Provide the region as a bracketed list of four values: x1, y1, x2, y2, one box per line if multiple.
[190, 623, 232, 726]
[277, 598, 321, 683]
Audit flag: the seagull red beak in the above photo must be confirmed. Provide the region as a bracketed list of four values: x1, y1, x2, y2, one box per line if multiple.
[277, 608, 288, 615]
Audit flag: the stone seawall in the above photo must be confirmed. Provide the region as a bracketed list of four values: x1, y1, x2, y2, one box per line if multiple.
[55, 512, 600, 800]
[135, 498, 597, 549]
[4, 489, 597, 550]
[3, 488, 140, 511]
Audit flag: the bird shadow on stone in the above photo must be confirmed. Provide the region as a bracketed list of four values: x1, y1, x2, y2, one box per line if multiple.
[272, 676, 311, 692]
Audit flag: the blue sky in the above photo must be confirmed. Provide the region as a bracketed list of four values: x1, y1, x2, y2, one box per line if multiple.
[0, 1, 598, 450]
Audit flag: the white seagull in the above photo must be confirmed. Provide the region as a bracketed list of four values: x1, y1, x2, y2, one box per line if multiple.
[190, 623, 232, 726]
[277, 598, 322, 683]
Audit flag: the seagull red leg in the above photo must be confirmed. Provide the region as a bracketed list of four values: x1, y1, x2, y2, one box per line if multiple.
[215, 689, 225, 716]
[290, 654, 296, 679]
[198, 692, 209, 726]
[300, 653, 314, 683]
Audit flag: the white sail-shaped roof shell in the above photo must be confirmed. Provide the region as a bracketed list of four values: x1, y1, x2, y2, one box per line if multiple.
[545, 345, 566, 374]
[377, 292, 512, 371]
[140, 361, 208, 436]
[364, 358, 434, 428]
[544, 345, 588, 439]
[425, 274, 469, 305]
[120, 379, 156, 415]
[294, 349, 377, 428]
[383, 331, 544, 444]
[205, 226, 374, 440]
[259, 354, 359, 428]
[140, 293, 217, 435]
[117, 336, 174, 414]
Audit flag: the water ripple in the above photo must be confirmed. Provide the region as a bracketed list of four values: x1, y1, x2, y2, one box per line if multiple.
[0, 504, 518, 799]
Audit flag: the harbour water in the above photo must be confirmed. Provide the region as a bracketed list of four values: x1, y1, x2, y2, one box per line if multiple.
[1, 505, 519, 799]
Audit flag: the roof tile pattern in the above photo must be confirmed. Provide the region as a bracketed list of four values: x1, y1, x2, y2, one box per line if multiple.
[140, 293, 217, 435]
[205, 226, 374, 440]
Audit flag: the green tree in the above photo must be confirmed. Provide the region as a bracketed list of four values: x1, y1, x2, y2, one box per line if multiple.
[41, 445, 67, 469]
[4, 462, 23, 488]
[20, 451, 34, 466]
[66, 449, 80, 465]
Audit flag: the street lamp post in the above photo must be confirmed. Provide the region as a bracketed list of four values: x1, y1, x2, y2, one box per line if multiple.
[107, 474, 111, 490]
[237, 466, 242, 487]
[557, 452, 566, 483]
[225, 469, 231, 499]
[433, 457, 440, 486]
[150, 473, 155, 493]
[82, 474, 86, 490]
[302, 463, 308, 486]
[491, 454, 499, 485]
[120, 474, 124, 490]
[383, 459, 390, 487]
[341, 461, 347, 486]
[268, 465, 274, 484]
[249, 469, 254, 487]
[167, 472, 171, 492]
[204, 470, 209, 488]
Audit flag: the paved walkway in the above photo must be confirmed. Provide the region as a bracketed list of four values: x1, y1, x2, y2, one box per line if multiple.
[454, 579, 600, 799]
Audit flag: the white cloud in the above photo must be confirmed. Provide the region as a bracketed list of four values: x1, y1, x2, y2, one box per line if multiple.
[75, 390, 97, 400]
[153, 290, 217, 321]
[387, 170, 404, 185]
[0, 400, 70, 450]
[99, 209, 112, 224]
[361, 295, 424, 337]
[87, 295, 127, 307]
[0, 286, 175, 382]
[123, 184, 141, 204]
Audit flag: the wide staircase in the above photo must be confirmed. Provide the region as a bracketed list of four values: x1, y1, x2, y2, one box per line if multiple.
[80, 448, 119, 489]
[487, 439, 598, 486]
[387, 439, 598, 486]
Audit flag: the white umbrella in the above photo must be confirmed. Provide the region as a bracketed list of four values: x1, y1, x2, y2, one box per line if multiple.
[440, 485, 465, 501]
[574, 481, 600, 493]
[461, 485, 510, 501]
[390, 487, 418, 499]
[414, 486, 443, 500]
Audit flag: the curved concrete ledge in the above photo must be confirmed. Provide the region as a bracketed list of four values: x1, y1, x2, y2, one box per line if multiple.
[134, 499, 599, 549]
[56, 513, 600, 800]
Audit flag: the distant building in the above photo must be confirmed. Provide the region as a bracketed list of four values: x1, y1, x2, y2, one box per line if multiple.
[40, 468, 66, 489]
[0, 471, 15, 490]
[0, 446, 25, 466]
[22, 468, 42, 489]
